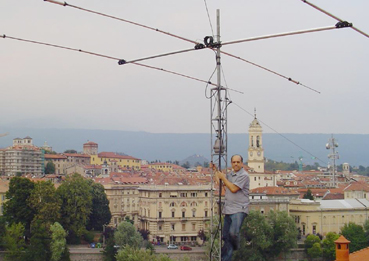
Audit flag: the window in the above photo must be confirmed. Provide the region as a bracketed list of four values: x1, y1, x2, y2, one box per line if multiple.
[182, 211, 185, 218]
[180, 193, 188, 197]
[182, 224, 186, 231]
[159, 212, 162, 218]
[158, 225, 162, 231]
[205, 211, 208, 217]
[170, 202, 175, 207]
[191, 192, 197, 197]
[171, 224, 175, 231]
[205, 193, 208, 197]
[159, 193, 162, 198]
[254, 177, 257, 181]
[192, 210, 196, 217]
[172, 211, 175, 218]
[192, 223, 196, 231]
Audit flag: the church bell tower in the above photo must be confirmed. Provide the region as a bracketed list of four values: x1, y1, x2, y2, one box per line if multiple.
[248, 110, 265, 172]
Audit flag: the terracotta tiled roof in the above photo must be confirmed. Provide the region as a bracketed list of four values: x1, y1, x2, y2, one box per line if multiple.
[64, 153, 90, 158]
[98, 152, 140, 160]
[84, 165, 102, 169]
[350, 246, 369, 261]
[344, 182, 369, 192]
[251, 186, 299, 195]
[322, 193, 344, 200]
[84, 141, 98, 145]
[45, 154, 67, 159]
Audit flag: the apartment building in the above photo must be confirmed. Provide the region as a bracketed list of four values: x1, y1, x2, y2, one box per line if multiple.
[44, 153, 90, 175]
[138, 185, 211, 244]
[290, 198, 369, 236]
[0, 137, 43, 176]
[90, 152, 141, 170]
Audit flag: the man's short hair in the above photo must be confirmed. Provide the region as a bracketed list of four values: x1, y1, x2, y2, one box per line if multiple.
[231, 154, 243, 163]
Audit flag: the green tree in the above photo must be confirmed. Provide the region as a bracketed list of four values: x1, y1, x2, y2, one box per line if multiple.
[125, 216, 134, 224]
[28, 180, 61, 226]
[64, 150, 78, 154]
[305, 234, 321, 251]
[181, 161, 190, 169]
[138, 228, 150, 240]
[233, 211, 273, 261]
[86, 180, 112, 231]
[116, 245, 174, 261]
[56, 173, 92, 242]
[3, 223, 26, 261]
[3, 177, 35, 234]
[0, 216, 6, 250]
[308, 242, 322, 259]
[322, 232, 339, 261]
[45, 160, 56, 174]
[24, 220, 51, 261]
[267, 210, 298, 258]
[303, 189, 314, 200]
[114, 221, 143, 249]
[341, 222, 368, 252]
[103, 237, 117, 261]
[50, 222, 70, 261]
[364, 219, 369, 242]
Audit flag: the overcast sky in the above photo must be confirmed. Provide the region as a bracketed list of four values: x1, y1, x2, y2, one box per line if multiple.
[1, 0, 368, 134]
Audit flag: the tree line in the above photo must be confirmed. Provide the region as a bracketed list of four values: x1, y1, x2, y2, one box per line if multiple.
[0, 173, 112, 260]
[304, 221, 369, 261]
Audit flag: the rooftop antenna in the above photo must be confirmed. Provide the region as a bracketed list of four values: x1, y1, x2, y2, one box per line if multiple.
[326, 134, 339, 188]
[209, 10, 226, 260]
[3, 1, 368, 260]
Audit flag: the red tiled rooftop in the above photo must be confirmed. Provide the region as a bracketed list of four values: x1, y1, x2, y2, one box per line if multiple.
[251, 186, 299, 195]
[64, 153, 90, 158]
[84, 141, 98, 145]
[98, 152, 140, 160]
[45, 154, 68, 159]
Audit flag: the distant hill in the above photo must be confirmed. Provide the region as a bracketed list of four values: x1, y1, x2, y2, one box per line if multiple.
[0, 126, 368, 167]
[180, 154, 209, 167]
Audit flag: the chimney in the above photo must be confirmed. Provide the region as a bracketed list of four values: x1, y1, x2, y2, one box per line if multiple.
[334, 235, 350, 261]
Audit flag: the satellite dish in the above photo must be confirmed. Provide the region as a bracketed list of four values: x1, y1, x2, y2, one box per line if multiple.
[326, 143, 330, 149]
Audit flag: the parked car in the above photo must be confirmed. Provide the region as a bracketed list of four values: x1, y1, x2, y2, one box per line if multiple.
[167, 244, 178, 249]
[180, 245, 192, 251]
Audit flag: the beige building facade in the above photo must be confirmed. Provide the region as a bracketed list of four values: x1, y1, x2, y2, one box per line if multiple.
[103, 184, 140, 226]
[290, 199, 369, 236]
[138, 185, 211, 244]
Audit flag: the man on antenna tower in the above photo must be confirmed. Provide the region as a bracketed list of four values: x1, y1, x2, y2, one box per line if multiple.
[214, 154, 250, 261]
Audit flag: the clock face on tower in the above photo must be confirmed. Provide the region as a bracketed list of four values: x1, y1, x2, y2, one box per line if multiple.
[257, 151, 261, 156]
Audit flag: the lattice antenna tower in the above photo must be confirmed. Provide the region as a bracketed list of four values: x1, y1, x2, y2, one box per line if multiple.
[209, 10, 227, 261]
[2, 1, 369, 260]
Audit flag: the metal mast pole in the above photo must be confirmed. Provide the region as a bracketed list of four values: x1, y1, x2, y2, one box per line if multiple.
[326, 134, 339, 188]
[210, 9, 227, 261]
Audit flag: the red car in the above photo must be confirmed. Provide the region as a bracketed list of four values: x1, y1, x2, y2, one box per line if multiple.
[180, 245, 192, 251]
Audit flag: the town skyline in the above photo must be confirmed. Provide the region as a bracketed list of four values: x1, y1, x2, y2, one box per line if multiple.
[1, 0, 369, 134]
[1, 127, 369, 167]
